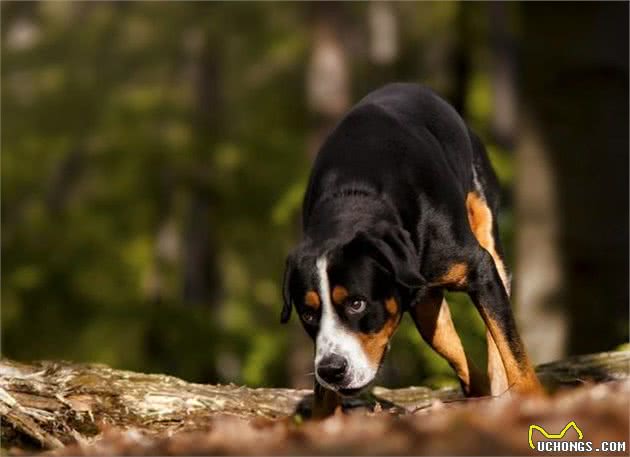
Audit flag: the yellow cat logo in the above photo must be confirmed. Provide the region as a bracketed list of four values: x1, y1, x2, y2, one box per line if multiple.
[529, 421, 584, 449]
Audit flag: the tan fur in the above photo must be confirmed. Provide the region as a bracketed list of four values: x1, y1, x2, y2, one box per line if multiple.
[304, 291, 321, 309]
[356, 298, 400, 367]
[483, 314, 543, 395]
[487, 329, 509, 394]
[411, 291, 489, 396]
[466, 192, 510, 293]
[466, 191, 519, 394]
[385, 297, 398, 315]
[331, 286, 349, 306]
[436, 262, 468, 287]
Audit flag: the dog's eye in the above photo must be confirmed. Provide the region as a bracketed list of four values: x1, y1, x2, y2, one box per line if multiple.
[346, 298, 367, 315]
[302, 311, 316, 324]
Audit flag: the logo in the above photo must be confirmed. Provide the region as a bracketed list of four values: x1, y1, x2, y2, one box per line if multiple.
[529, 421, 583, 450]
[529, 421, 627, 453]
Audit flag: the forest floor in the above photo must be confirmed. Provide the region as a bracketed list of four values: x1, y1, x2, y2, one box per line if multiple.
[1, 352, 629, 456]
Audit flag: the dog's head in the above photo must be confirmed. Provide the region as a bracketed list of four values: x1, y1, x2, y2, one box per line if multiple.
[281, 221, 426, 394]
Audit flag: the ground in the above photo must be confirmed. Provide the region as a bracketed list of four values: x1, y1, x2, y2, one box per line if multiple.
[1, 352, 628, 455]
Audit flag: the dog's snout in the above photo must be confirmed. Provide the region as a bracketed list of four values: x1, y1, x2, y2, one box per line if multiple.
[316, 354, 348, 384]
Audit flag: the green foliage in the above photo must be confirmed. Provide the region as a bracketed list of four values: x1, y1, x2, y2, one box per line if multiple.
[1, 2, 512, 388]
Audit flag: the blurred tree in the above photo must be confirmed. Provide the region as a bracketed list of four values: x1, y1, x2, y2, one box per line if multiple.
[2, 1, 624, 391]
[488, 2, 517, 149]
[182, 19, 223, 307]
[516, 2, 629, 361]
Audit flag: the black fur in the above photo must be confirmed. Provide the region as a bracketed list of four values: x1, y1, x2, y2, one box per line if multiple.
[282, 82, 510, 350]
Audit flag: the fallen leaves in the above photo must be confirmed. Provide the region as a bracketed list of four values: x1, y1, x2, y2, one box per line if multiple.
[40, 380, 629, 456]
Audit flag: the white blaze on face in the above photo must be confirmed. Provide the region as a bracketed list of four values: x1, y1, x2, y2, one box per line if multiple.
[314, 256, 377, 391]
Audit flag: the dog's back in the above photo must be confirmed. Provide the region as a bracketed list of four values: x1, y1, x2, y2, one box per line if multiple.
[303, 83, 488, 230]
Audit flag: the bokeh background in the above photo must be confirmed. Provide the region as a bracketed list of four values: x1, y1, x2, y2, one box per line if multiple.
[2, 2, 628, 390]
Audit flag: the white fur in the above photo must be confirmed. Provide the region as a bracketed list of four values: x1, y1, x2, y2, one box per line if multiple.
[314, 256, 377, 391]
[472, 166, 485, 200]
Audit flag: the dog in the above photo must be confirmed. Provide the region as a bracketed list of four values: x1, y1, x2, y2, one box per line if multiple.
[281, 83, 542, 417]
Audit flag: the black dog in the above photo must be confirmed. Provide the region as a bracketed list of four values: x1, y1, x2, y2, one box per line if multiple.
[281, 83, 542, 417]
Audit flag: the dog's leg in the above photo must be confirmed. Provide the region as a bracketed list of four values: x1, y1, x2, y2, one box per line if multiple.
[411, 288, 489, 396]
[312, 381, 341, 418]
[486, 329, 509, 394]
[466, 190, 516, 395]
[468, 249, 543, 395]
[486, 252, 510, 395]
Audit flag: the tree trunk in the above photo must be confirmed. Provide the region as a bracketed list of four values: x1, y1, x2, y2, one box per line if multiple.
[516, 2, 629, 359]
[514, 116, 566, 364]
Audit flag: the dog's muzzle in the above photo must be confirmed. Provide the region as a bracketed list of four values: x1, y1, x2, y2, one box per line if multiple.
[316, 354, 348, 386]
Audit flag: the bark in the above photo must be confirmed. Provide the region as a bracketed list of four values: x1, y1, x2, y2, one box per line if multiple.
[45, 380, 630, 456]
[1, 351, 628, 453]
[535, 351, 630, 390]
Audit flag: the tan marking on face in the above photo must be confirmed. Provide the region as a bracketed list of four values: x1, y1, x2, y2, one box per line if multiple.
[331, 285, 349, 306]
[385, 297, 398, 315]
[304, 290, 321, 309]
[356, 298, 401, 367]
[438, 262, 468, 287]
[466, 192, 510, 293]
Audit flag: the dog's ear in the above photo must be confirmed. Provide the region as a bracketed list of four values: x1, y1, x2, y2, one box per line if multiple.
[280, 253, 296, 323]
[344, 222, 426, 289]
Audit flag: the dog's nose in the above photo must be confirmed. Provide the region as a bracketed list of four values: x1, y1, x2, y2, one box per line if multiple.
[316, 354, 348, 384]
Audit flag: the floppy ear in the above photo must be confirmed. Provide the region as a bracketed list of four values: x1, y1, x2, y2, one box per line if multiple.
[345, 222, 426, 289]
[280, 254, 296, 323]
